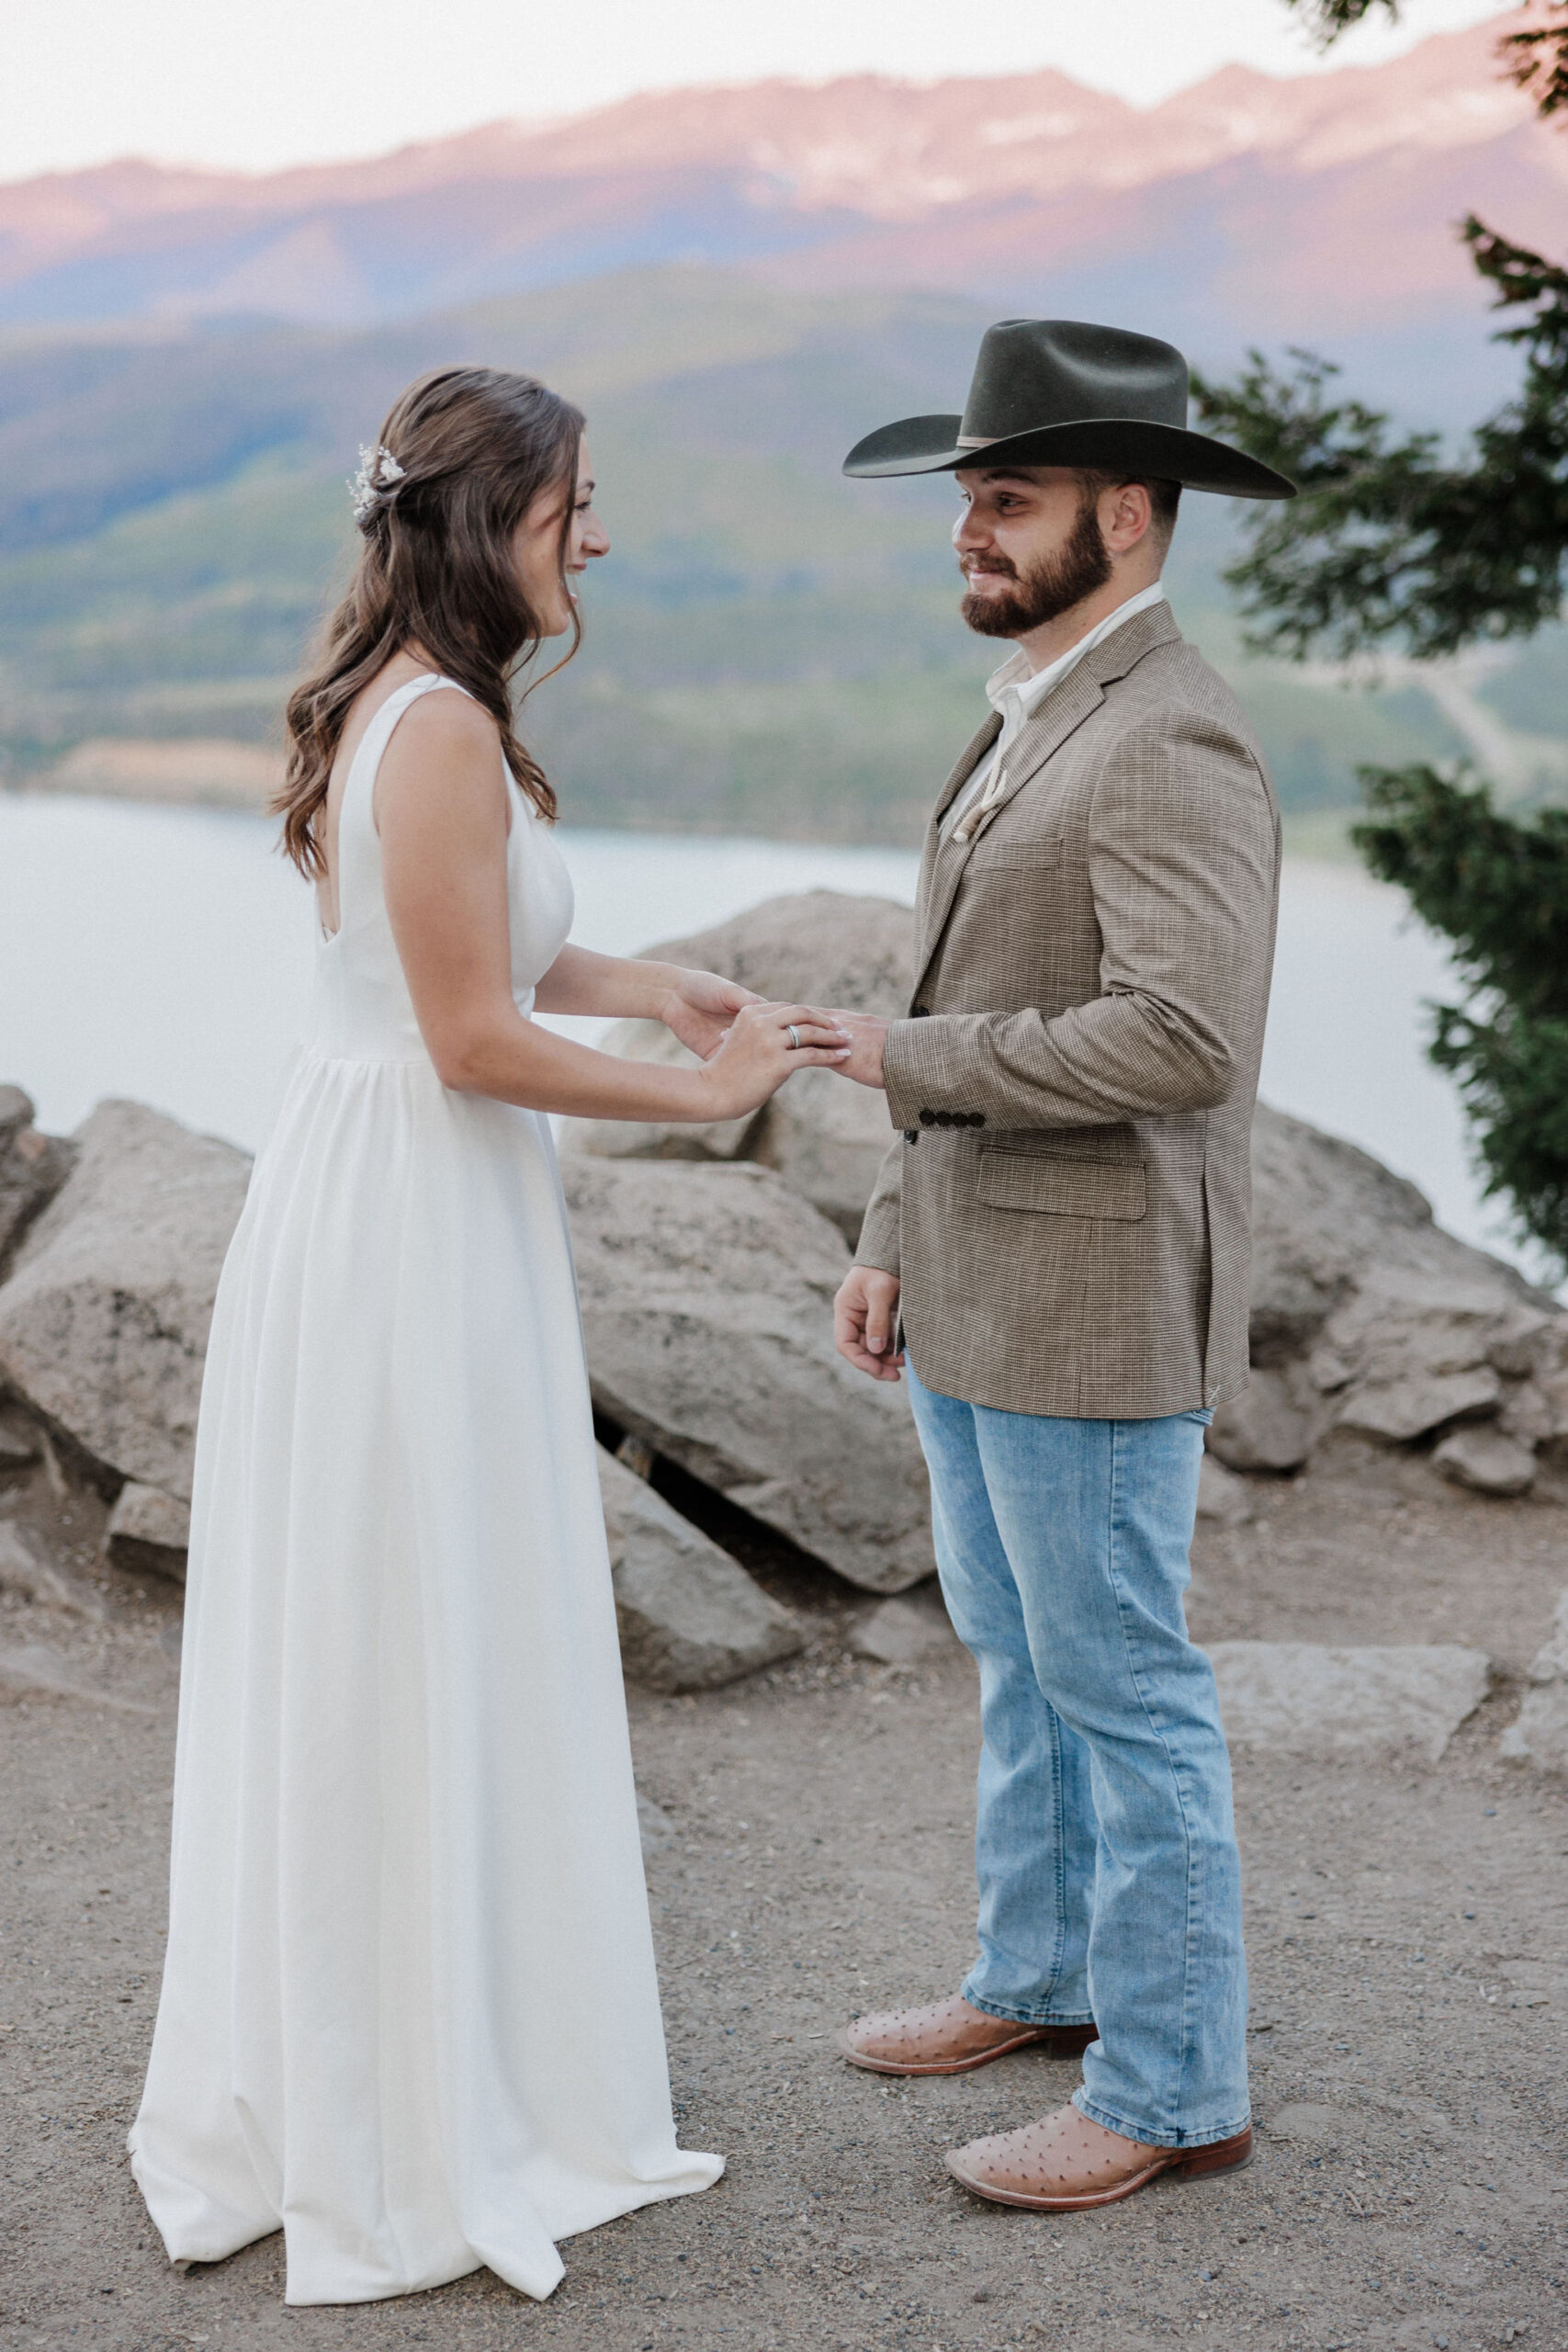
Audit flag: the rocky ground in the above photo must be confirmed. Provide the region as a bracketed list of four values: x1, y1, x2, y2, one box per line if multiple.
[3, 1453, 1566, 2352]
[5, 888, 1568, 2350]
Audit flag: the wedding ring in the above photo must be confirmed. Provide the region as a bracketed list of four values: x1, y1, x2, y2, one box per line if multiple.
[785, 1024, 802, 1051]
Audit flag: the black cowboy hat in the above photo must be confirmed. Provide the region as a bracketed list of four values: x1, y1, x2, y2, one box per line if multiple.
[843, 317, 1294, 500]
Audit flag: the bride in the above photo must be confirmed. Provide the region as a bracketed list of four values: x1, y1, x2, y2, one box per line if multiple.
[128, 364, 850, 2306]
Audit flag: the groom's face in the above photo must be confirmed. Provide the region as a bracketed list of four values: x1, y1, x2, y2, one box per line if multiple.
[953, 465, 1112, 640]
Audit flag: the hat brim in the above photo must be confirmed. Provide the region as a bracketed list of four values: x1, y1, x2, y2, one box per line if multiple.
[842, 413, 1294, 500]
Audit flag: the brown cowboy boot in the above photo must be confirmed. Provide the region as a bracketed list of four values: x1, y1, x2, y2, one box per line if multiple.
[835, 1993, 1097, 2077]
[946, 2100, 1253, 2211]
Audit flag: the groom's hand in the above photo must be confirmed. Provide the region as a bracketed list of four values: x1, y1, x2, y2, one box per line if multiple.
[823, 1010, 888, 1089]
[835, 1267, 904, 1381]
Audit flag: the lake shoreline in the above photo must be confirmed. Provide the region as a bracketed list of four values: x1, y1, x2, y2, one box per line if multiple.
[5, 788, 1536, 1281]
[7, 770, 1363, 863]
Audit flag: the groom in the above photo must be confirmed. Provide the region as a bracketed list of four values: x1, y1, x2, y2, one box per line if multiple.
[827, 319, 1292, 2211]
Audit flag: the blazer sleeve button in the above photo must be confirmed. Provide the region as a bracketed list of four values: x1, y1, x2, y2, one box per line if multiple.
[919, 1109, 936, 1126]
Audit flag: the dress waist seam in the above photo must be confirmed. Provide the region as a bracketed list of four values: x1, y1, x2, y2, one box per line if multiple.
[299, 1046, 434, 1072]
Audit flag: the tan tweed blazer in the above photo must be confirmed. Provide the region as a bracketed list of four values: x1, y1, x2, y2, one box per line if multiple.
[854, 602, 1280, 1419]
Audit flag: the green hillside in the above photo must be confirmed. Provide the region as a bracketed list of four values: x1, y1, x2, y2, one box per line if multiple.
[0, 265, 1545, 843]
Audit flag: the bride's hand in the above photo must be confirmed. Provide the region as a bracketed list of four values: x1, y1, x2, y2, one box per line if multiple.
[660, 967, 763, 1060]
[688, 1001, 851, 1121]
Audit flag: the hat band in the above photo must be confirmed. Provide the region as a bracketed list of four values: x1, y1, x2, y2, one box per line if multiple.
[955, 435, 997, 449]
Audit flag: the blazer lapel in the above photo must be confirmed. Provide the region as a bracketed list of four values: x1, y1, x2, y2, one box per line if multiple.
[934, 712, 1002, 826]
[915, 713, 1000, 936]
[909, 602, 1183, 1003]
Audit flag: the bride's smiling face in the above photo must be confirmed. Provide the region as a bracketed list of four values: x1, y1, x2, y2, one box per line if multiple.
[510, 444, 608, 638]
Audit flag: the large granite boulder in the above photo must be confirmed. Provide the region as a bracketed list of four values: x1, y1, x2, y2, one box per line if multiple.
[561, 1020, 760, 1169]
[560, 891, 912, 1241]
[562, 1156, 932, 1591]
[1201, 1363, 1320, 1474]
[1208, 1105, 1565, 1488]
[0, 1101, 250, 1500]
[598, 1445, 803, 1690]
[1209, 1640, 1491, 1765]
[1247, 1104, 1445, 1362]
[622, 890, 916, 1016]
[0, 1088, 75, 1281]
[750, 1067, 898, 1247]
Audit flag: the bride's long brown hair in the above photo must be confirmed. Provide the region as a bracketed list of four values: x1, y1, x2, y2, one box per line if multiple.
[276, 366, 585, 876]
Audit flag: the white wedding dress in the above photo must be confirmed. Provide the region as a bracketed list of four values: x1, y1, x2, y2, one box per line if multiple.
[130, 674, 722, 2305]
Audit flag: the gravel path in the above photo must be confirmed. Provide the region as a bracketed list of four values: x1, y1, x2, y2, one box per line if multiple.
[3, 1454, 1567, 2352]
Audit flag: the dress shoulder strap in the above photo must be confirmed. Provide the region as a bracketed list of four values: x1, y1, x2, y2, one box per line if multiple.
[333, 674, 476, 933]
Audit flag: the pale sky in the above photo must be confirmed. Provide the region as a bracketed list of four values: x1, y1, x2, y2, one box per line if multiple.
[8, 0, 1510, 181]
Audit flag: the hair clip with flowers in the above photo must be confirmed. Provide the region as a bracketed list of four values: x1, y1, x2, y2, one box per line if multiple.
[349, 443, 407, 526]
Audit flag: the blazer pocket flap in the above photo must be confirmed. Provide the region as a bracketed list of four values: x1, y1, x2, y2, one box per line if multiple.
[968, 835, 1065, 871]
[977, 1149, 1146, 1219]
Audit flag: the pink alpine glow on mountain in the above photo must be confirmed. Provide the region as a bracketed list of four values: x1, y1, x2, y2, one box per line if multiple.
[0, 13, 1560, 334]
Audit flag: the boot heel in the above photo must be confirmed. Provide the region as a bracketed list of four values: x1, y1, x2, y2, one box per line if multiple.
[1173, 2126, 1253, 2179]
[1039, 2022, 1098, 2060]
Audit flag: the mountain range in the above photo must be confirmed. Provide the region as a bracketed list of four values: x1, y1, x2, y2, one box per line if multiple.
[1, 13, 1563, 842]
[4, 15, 1562, 406]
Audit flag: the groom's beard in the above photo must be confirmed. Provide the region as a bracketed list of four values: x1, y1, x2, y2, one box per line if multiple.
[960, 495, 1112, 639]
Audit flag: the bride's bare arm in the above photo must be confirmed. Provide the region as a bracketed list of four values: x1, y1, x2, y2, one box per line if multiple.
[533, 943, 762, 1060]
[377, 695, 847, 1119]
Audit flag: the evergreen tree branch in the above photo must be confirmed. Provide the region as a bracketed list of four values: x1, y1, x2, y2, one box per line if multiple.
[1351, 766, 1568, 1269]
[1350, 764, 1568, 1016]
[1190, 220, 1568, 659]
[1248, 0, 1568, 1264]
[1499, 2, 1568, 119]
[1281, 0, 1399, 47]
[1284, 0, 1568, 113]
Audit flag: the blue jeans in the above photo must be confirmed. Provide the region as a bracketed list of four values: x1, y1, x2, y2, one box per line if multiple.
[907, 1363, 1249, 2150]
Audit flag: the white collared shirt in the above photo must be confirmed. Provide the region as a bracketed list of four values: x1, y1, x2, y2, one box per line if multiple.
[943, 579, 1167, 840]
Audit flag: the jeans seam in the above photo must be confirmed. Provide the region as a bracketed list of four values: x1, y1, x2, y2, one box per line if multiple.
[1046, 1690, 1066, 1997]
[1104, 1416, 1202, 2143]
